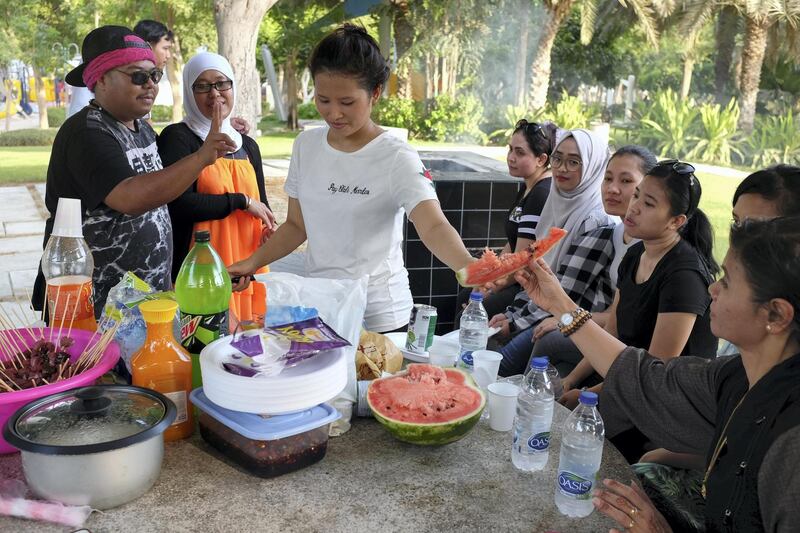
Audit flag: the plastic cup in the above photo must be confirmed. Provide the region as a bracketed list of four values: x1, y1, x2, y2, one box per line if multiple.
[472, 350, 503, 390]
[52, 197, 83, 238]
[487, 382, 519, 431]
[428, 339, 458, 367]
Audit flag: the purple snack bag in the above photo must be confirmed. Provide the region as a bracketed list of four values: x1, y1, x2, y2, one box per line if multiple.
[266, 317, 350, 365]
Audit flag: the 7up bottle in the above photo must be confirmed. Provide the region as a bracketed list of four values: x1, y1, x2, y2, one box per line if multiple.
[175, 230, 232, 388]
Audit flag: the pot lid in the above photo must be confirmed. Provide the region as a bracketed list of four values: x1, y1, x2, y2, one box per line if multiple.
[3, 385, 177, 455]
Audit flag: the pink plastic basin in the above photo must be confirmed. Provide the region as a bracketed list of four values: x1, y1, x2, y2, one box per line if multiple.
[0, 327, 120, 454]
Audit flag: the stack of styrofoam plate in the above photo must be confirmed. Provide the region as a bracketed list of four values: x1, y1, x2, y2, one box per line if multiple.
[199, 335, 348, 415]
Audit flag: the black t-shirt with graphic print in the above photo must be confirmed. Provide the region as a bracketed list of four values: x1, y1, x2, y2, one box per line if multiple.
[33, 102, 173, 316]
[505, 177, 550, 250]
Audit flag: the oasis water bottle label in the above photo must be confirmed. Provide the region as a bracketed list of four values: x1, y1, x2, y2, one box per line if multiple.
[527, 432, 550, 452]
[180, 310, 228, 354]
[558, 470, 594, 499]
[459, 350, 474, 368]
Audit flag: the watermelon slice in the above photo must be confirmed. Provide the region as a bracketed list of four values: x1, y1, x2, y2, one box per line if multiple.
[455, 227, 567, 287]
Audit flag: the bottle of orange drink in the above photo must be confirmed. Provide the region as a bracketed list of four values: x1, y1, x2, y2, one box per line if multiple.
[132, 300, 194, 441]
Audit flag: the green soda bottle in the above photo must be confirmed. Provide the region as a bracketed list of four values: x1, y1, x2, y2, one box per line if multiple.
[175, 230, 232, 388]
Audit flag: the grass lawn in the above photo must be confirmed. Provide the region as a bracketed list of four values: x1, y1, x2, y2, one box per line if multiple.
[695, 170, 739, 265]
[0, 146, 51, 183]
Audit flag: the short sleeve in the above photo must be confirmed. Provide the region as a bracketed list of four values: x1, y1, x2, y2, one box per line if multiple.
[284, 133, 302, 199]
[391, 147, 438, 214]
[516, 184, 549, 239]
[658, 268, 711, 316]
[65, 128, 137, 210]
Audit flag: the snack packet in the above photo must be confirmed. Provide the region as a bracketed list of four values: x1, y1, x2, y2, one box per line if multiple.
[224, 317, 350, 377]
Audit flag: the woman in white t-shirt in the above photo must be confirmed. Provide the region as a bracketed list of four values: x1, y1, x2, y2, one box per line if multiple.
[229, 25, 473, 332]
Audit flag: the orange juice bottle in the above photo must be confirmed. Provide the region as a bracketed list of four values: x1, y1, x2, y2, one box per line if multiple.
[132, 300, 194, 441]
[42, 198, 98, 331]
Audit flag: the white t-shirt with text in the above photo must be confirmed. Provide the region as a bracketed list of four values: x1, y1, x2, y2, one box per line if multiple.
[285, 127, 438, 331]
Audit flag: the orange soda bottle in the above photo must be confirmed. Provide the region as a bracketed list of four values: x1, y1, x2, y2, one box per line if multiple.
[132, 300, 194, 441]
[42, 198, 98, 331]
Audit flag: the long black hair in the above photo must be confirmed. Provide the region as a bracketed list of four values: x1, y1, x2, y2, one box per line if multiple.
[648, 160, 720, 276]
[309, 24, 389, 92]
[730, 217, 800, 340]
[733, 164, 800, 216]
[512, 119, 557, 164]
[610, 145, 657, 175]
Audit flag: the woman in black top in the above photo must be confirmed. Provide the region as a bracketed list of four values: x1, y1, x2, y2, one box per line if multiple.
[455, 119, 556, 318]
[515, 216, 800, 532]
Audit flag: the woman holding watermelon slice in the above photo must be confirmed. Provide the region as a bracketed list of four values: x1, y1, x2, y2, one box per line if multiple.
[228, 25, 474, 332]
[514, 216, 800, 533]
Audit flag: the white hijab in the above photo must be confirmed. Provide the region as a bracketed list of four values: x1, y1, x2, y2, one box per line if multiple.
[182, 52, 242, 152]
[535, 128, 613, 268]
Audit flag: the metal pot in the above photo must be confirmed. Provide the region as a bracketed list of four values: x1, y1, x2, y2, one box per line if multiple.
[2, 385, 176, 510]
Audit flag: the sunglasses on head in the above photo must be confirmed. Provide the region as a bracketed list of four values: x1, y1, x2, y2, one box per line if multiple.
[657, 159, 698, 214]
[114, 68, 163, 86]
[515, 119, 544, 137]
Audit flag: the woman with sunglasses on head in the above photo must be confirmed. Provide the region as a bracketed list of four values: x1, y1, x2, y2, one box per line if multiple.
[455, 119, 557, 319]
[558, 160, 720, 412]
[228, 25, 474, 333]
[490, 129, 617, 376]
[515, 216, 800, 532]
[158, 52, 277, 323]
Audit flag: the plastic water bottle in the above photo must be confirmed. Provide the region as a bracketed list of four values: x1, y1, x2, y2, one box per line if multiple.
[511, 357, 554, 471]
[458, 291, 488, 369]
[525, 356, 564, 400]
[555, 391, 605, 517]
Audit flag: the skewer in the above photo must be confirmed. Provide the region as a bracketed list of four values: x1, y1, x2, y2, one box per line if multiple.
[48, 285, 62, 342]
[24, 287, 44, 340]
[56, 294, 71, 347]
[13, 300, 37, 340]
[65, 291, 80, 342]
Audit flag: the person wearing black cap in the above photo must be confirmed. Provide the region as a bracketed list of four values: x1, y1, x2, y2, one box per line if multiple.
[32, 25, 237, 317]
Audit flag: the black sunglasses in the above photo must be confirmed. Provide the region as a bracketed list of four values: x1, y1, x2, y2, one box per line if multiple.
[192, 80, 234, 94]
[114, 68, 163, 86]
[657, 159, 698, 214]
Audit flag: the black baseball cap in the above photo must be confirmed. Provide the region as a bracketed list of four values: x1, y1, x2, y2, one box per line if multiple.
[66, 25, 155, 88]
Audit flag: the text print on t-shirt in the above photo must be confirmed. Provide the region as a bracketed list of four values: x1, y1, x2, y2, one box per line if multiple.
[327, 182, 371, 196]
[125, 142, 162, 174]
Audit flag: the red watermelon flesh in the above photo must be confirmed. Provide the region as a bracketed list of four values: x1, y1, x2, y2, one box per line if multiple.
[456, 227, 567, 287]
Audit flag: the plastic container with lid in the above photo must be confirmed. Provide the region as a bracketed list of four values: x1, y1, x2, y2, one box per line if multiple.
[190, 388, 340, 478]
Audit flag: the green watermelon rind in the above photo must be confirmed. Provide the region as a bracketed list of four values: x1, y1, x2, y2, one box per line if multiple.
[367, 366, 486, 446]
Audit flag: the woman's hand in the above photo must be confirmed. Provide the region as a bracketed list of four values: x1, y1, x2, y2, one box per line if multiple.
[593, 479, 672, 533]
[228, 257, 258, 292]
[260, 224, 275, 245]
[245, 199, 277, 231]
[533, 316, 559, 340]
[488, 313, 511, 339]
[198, 103, 237, 166]
[514, 258, 574, 316]
[558, 388, 581, 409]
[230, 116, 250, 135]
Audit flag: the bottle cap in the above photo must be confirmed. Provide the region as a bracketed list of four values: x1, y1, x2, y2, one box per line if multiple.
[51, 198, 83, 238]
[579, 391, 598, 406]
[194, 230, 210, 242]
[469, 291, 483, 301]
[139, 300, 178, 323]
[530, 357, 548, 370]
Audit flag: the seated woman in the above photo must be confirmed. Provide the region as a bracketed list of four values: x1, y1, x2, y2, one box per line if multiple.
[490, 128, 617, 376]
[530, 145, 656, 378]
[158, 52, 276, 323]
[515, 216, 800, 532]
[455, 119, 556, 319]
[557, 159, 720, 408]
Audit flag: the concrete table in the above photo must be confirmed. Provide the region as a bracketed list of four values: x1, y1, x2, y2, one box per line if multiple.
[0, 405, 633, 532]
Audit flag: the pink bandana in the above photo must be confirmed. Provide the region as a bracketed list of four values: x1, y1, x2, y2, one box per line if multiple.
[83, 36, 155, 90]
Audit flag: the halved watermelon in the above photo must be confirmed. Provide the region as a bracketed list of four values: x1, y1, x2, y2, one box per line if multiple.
[367, 364, 485, 445]
[456, 227, 567, 287]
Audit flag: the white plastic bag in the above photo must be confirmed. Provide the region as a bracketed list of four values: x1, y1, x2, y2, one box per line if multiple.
[255, 271, 367, 435]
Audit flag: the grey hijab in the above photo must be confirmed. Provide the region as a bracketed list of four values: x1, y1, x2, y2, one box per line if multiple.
[534, 128, 613, 268]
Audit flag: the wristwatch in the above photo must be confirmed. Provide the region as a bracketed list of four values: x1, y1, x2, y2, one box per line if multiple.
[557, 308, 581, 330]
[557, 307, 592, 337]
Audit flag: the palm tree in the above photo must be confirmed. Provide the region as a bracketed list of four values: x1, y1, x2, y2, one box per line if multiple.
[527, 0, 660, 109]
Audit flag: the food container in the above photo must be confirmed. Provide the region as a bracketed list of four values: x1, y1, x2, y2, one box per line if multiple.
[0, 327, 121, 454]
[3, 385, 176, 509]
[191, 388, 340, 478]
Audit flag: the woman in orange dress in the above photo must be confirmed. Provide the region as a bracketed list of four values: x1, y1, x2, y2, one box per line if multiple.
[158, 52, 276, 323]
